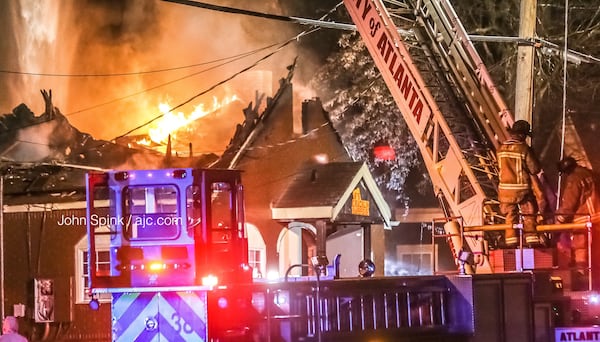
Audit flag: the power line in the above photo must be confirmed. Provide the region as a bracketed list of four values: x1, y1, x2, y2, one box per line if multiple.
[111, 28, 318, 142]
[163, 0, 599, 64]
[64, 42, 281, 117]
[0, 49, 262, 77]
[162, 0, 416, 36]
[162, 0, 356, 31]
[469, 35, 600, 64]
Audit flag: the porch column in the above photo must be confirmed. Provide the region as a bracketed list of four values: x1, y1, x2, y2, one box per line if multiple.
[279, 225, 302, 277]
[314, 220, 329, 272]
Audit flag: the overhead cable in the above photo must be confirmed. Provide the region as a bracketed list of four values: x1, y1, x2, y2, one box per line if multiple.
[111, 28, 318, 141]
[0, 44, 281, 77]
[65, 42, 281, 117]
[163, 0, 598, 64]
[162, 0, 357, 31]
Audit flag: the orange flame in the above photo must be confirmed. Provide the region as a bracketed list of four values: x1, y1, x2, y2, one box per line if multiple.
[147, 95, 237, 144]
[137, 138, 152, 146]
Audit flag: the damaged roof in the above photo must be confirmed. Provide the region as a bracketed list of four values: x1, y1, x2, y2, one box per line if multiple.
[0, 91, 218, 206]
[1, 163, 89, 205]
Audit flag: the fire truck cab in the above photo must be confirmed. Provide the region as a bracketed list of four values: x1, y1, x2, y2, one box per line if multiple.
[86, 168, 253, 340]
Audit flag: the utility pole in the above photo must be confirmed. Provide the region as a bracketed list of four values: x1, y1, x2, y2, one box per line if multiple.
[514, 0, 538, 123]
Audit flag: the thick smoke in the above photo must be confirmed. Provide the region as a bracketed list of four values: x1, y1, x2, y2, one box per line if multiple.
[0, 0, 309, 151]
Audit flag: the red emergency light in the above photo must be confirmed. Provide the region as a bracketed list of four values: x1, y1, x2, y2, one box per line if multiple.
[202, 275, 219, 288]
[172, 169, 187, 179]
[374, 144, 396, 160]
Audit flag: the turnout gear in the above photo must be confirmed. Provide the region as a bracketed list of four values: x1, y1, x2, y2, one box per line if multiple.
[497, 125, 542, 247]
[556, 165, 600, 224]
[556, 160, 600, 290]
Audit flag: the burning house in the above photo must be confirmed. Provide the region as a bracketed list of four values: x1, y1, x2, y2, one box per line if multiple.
[0, 89, 222, 340]
[0, 60, 395, 340]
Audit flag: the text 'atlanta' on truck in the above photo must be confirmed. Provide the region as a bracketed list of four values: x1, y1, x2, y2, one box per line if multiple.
[86, 168, 256, 340]
[344, 0, 519, 274]
[344, 0, 599, 335]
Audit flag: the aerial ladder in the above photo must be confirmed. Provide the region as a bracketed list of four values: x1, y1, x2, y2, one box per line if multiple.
[343, 0, 527, 273]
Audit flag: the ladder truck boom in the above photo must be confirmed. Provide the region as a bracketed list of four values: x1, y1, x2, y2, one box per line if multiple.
[411, 0, 514, 145]
[343, 0, 519, 273]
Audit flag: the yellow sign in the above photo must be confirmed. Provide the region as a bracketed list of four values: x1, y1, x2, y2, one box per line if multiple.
[351, 188, 370, 216]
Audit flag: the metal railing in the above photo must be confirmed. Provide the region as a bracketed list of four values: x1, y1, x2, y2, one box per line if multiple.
[443, 215, 594, 291]
[235, 276, 470, 341]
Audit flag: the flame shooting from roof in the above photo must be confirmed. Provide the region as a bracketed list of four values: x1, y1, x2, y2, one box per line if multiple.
[146, 95, 238, 145]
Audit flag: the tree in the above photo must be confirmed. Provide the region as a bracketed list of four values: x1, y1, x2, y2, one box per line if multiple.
[451, 0, 600, 104]
[310, 33, 430, 207]
[311, 0, 600, 209]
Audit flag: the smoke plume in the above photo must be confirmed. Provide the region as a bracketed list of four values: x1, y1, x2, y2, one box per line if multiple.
[0, 0, 306, 151]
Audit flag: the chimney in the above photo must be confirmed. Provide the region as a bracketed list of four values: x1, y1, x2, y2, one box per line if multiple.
[301, 98, 327, 134]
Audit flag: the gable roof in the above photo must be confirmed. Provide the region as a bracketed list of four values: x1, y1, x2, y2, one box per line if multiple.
[271, 162, 392, 228]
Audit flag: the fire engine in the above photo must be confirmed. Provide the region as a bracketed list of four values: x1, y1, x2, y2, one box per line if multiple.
[84, 0, 600, 341]
[86, 167, 482, 341]
[86, 168, 257, 340]
[83, 166, 596, 342]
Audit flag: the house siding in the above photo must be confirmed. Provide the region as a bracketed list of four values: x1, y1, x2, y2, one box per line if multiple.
[2, 209, 111, 341]
[237, 82, 351, 272]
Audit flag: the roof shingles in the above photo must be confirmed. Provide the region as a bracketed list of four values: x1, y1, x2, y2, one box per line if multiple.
[274, 162, 362, 208]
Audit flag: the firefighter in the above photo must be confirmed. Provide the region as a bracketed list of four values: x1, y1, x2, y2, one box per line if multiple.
[0, 316, 28, 341]
[497, 120, 543, 247]
[556, 156, 600, 290]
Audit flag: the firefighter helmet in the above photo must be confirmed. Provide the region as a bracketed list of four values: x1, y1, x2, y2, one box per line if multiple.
[509, 120, 532, 136]
[557, 156, 577, 174]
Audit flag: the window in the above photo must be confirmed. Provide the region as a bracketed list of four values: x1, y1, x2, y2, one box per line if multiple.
[186, 185, 202, 230]
[246, 224, 266, 278]
[307, 245, 317, 276]
[248, 249, 263, 278]
[211, 182, 232, 229]
[74, 235, 111, 304]
[123, 185, 180, 240]
[392, 244, 438, 276]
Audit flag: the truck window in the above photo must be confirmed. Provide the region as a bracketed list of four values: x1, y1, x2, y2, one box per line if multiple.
[186, 185, 202, 232]
[123, 185, 180, 240]
[211, 182, 232, 230]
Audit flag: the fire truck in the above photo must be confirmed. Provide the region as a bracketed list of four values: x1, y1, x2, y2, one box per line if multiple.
[342, 0, 599, 340]
[86, 168, 256, 340]
[84, 0, 599, 341]
[86, 167, 483, 342]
